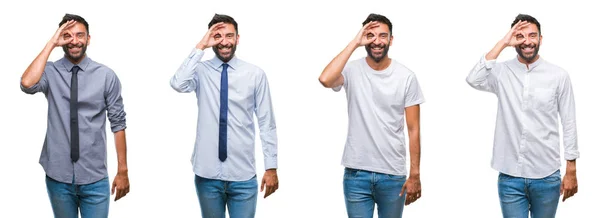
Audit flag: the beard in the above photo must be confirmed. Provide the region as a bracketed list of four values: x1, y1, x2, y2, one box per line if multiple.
[213, 43, 237, 63]
[62, 42, 87, 63]
[515, 43, 540, 63]
[365, 43, 390, 63]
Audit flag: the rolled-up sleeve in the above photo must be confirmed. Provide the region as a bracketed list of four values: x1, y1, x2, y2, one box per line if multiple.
[21, 63, 50, 94]
[105, 71, 126, 132]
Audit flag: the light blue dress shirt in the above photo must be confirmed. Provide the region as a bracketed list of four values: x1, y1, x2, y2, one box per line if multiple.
[171, 49, 278, 181]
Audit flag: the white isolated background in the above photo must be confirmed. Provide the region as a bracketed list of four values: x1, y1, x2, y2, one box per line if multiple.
[0, 0, 597, 217]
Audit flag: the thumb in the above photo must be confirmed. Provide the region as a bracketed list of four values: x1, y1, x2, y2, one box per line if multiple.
[260, 177, 265, 192]
[111, 180, 116, 195]
[560, 181, 564, 195]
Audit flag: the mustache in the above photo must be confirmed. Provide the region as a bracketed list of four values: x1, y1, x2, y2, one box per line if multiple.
[519, 44, 536, 49]
[217, 44, 234, 49]
[368, 44, 386, 49]
[66, 43, 84, 49]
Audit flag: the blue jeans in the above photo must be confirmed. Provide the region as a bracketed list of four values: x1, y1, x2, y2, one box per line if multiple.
[498, 170, 561, 218]
[194, 175, 258, 218]
[45, 176, 110, 218]
[343, 168, 407, 218]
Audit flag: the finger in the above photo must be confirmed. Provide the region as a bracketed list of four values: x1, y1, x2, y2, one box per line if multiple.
[260, 178, 266, 192]
[399, 184, 407, 196]
[111, 181, 116, 195]
[560, 182, 564, 195]
[209, 22, 225, 31]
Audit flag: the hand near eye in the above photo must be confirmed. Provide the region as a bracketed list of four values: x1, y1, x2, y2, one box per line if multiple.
[197, 22, 226, 50]
[352, 21, 379, 48]
[503, 20, 529, 47]
[51, 20, 76, 47]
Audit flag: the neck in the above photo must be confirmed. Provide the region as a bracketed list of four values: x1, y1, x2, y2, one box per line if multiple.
[366, 56, 392, 71]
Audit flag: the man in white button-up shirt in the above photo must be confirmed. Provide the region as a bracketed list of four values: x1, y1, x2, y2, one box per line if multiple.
[466, 14, 579, 218]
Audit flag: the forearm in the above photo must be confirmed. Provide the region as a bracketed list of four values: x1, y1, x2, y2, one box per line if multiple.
[21, 42, 54, 88]
[407, 129, 421, 178]
[485, 40, 508, 61]
[319, 42, 357, 87]
[565, 159, 576, 176]
[114, 130, 128, 174]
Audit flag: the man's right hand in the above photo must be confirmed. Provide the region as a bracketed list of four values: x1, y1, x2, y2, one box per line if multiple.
[501, 20, 529, 47]
[351, 21, 379, 48]
[50, 20, 76, 47]
[196, 22, 226, 50]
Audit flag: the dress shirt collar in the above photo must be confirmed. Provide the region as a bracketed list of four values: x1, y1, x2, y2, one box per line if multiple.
[208, 55, 239, 72]
[60, 55, 92, 74]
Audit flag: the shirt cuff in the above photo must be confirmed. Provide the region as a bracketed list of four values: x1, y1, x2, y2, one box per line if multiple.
[564, 151, 580, 161]
[482, 55, 496, 69]
[264, 156, 277, 170]
[188, 48, 205, 64]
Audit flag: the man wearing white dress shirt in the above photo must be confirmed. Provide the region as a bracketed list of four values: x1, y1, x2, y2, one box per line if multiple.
[170, 14, 279, 218]
[466, 14, 579, 218]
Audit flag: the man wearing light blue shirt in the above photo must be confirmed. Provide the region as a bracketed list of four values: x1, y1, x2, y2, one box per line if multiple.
[170, 14, 278, 218]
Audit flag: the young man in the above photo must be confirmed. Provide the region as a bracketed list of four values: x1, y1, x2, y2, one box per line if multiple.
[466, 14, 579, 218]
[20, 14, 130, 218]
[170, 14, 279, 218]
[319, 13, 423, 218]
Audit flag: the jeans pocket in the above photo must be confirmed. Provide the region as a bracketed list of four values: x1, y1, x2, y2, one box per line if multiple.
[498, 173, 513, 182]
[542, 170, 561, 184]
[385, 174, 407, 181]
[344, 168, 359, 180]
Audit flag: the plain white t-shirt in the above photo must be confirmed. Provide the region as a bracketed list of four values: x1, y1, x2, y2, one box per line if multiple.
[334, 57, 425, 176]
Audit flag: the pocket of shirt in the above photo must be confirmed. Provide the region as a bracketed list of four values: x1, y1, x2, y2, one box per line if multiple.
[532, 88, 556, 111]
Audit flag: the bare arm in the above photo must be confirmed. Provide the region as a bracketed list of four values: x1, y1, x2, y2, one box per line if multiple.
[318, 21, 379, 88]
[400, 105, 421, 205]
[111, 130, 129, 201]
[21, 20, 76, 88]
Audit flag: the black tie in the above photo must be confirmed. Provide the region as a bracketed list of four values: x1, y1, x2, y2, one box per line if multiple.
[70, 65, 80, 162]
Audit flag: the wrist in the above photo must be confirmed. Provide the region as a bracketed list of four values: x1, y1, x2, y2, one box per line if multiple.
[409, 171, 420, 179]
[196, 43, 207, 50]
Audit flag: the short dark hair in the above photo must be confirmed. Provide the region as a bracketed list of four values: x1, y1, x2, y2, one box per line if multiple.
[362, 13, 392, 35]
[511, 14, 541, 35]
[59, 13, 89, 34]
[208, 14, 238, 34]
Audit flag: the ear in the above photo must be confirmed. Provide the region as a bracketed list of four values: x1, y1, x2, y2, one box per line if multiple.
[87, 34, 91, 46]
[538, 34, 543, 46]
[236, 34, 240, 45]
[389, 35, 394, 47]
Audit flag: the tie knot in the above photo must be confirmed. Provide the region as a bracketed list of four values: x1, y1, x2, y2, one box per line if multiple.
[71, 65, 81, 74]
[222, 63, 229, 69]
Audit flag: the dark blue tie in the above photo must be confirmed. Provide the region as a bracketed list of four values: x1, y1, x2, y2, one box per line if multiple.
[70, 65, 81, 162]
[218, 63, 229, 162]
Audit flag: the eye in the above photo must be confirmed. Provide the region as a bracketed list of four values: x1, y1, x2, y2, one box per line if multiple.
[516, 34, 524, 40]
[214, 34, 222, 39]
[366, 33, 374, 39]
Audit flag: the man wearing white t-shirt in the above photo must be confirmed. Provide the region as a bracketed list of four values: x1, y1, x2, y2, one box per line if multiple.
[319, 13, 424, 218]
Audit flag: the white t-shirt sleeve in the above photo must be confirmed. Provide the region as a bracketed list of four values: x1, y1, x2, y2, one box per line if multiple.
[332, 66, 349, 92]
[404, 73, 425, 107]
